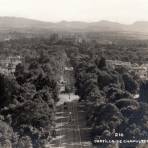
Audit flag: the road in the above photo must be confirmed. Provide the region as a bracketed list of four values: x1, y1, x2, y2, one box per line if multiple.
[49, 93, 92, 148]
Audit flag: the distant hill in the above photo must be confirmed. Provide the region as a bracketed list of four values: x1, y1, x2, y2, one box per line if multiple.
[0, 17, 148, 38]
[0, 17, 54, 30]
[129, 21, 148, 32]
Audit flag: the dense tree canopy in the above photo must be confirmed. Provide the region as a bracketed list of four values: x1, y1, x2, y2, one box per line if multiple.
[0, 34, 148, 148]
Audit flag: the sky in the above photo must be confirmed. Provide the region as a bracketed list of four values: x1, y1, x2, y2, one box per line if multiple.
[0, 0, 148, 24]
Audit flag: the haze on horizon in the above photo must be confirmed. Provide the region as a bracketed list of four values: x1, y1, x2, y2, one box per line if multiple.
[0, 0, 148, 24]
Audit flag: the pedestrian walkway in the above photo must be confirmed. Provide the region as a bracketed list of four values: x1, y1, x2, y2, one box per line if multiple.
[49, 94, 92, 148]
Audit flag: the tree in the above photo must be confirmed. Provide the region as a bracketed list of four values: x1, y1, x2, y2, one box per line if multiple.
[140, 81, 148, 103]
[0, 120, 14, 148]
[103, 85, 133, 103]
[96, 57, 106, 69]
[97, 70, 118, 89]
[122, 73, 139, 94]
[90, 103, 123, 140]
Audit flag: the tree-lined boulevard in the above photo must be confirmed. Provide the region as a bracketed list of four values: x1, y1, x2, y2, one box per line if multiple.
[50, 94, 92, 148]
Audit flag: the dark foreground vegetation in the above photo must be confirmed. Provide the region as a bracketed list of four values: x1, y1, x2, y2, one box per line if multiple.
[0, 34, 148, 147]
[0, 59, 58, 147]
[66, 42, 148, 147]
[0, 38, 69, 147]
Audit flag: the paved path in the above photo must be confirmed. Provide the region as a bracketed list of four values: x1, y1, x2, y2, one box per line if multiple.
[50, 94, 92, 148]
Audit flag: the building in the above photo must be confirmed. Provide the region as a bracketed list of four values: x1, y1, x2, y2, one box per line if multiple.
[64, 66, 73, 71]
[58, 66, 74, 93]
[131, 64, 148, 80]
[106, 60, 132, 69]
[0, 67, 9, 75]
[106, 59, 148, 80]
[58, 76, 66, 92]
[0, 56, 22, 76]
[132, 66, 147, 79]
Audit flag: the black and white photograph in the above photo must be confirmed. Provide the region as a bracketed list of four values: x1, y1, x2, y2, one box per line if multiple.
[0, 0, 148, 147]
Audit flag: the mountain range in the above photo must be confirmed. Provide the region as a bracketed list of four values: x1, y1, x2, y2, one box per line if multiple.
[0, 17, 148, 33]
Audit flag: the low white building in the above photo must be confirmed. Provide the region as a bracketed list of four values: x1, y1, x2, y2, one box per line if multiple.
[106, 60, 132, 69]
[106, 60, 148, 80]
[132, 66, 148, 80]
[64, 66, 73, 71]
[0, 55, 22, 75]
